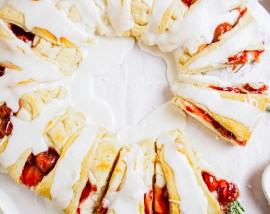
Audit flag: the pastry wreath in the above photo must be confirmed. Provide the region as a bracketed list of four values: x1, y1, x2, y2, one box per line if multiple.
[0, 0, 268, 213]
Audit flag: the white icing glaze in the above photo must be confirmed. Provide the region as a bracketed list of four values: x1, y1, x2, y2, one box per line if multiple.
[159, 133, 208, 213]
[82, 0, 133, 37]
[188, 17, 263, 70]
[107, 0, 133, 36]
[138, 40, 179, 86]
[50, 125, 99, 210]
[118, 102, 186, 145]
[177, 74, 232, 87]
[0, 21, 62, 81]
[0, 20, 63, 111]
[103, 144, 147, 214]
[64, 37, 134, 129]
[142, 0, 241, 53]
[172, 83, 263, 129]
[8, 0, 90, 46]
[142, 0, 175, 43]
[55, 0, 99, 39]
[0, 100, 69, 168]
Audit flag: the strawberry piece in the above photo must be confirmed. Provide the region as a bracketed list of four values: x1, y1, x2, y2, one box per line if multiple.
[213, 23, 233, 43]
[144, 190, 153, 214]
[21, 165, 43, 187]
[154, 186, 169, 214]
[35, 149, 59, 173]
[217, 180, 239, 205]
[10, 24, 35, 44]
[0, 104, 12, 119]
[182, 0, 195, 7]
[0, 66, 5, 77]
[202, 171, 218, 192]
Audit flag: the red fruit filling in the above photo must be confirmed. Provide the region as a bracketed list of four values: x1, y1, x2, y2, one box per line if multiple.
[154, 186, 169, 214]
[77, 181, 97, 214]
[9, 24, 35, 45]
[0, 66, 5, 77]
[202, 171, 239, 207]
[210, 83, 268, 95]
[0, 104, 13, 139]
[181, 100, 246, 146]
[144, 189, 153, 214]
[20, 148, 59, 187]
[213, 23, 233, 43]
[228, 50, 263, 64]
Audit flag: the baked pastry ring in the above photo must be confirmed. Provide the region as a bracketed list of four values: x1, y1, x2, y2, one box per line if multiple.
[172, 75, 270, 146]
[0, 1, 266, 213]
[156, 130, 242, 213]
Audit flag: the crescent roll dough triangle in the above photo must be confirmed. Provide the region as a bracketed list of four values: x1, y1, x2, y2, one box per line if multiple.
[172, 76, 269, 146]
[156, 130, 242, 213]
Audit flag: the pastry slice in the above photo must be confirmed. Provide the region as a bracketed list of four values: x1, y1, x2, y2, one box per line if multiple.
[0, 2, 84, 74]
[98, 139, 156, 214]
[176, 11, 264, 74]
[156, 130, 243, 213]
[48, 126, 117, 214]
[77, 130, 121, 214]
[172, 75, 269, 146]
[153, 150, 169, 214]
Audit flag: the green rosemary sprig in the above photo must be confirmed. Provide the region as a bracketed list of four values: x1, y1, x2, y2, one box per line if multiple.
[225, 201, 245, 214]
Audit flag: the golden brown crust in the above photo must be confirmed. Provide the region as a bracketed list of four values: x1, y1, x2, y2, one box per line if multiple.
[172, 97, 251, 145]
[7, 148, 32, 184]
[172, 87, 269, 145]
[156, 140, 180, 214]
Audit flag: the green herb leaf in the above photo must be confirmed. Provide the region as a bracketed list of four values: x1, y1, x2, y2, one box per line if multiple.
[266, 106, 270, 113]
[225, 201, 245, 214]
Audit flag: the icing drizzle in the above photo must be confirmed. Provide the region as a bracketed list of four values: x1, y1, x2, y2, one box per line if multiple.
[104, 144, 147, 214]
[159, 133, 208, 213]
[50, 125, 99, 209]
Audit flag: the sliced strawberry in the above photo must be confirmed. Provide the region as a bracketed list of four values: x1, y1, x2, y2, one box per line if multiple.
[0, 66, 5, 77]
[35, 148, 59, 173]
[217, 180, 239, 205]
[0, 104, 12, 119]
[10, 24, 35, 44]
[154, 186, 169, 214]
[228, 51, 248, 64]
[213, 23, 233, 43]
[182, 0, 195, 7]
[144, 190, 153, 214]
[80, 181, 91, 204]
[202, 171, 218, 192]
[0, 119, 13, 138]
[21, 165, 43, 187]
